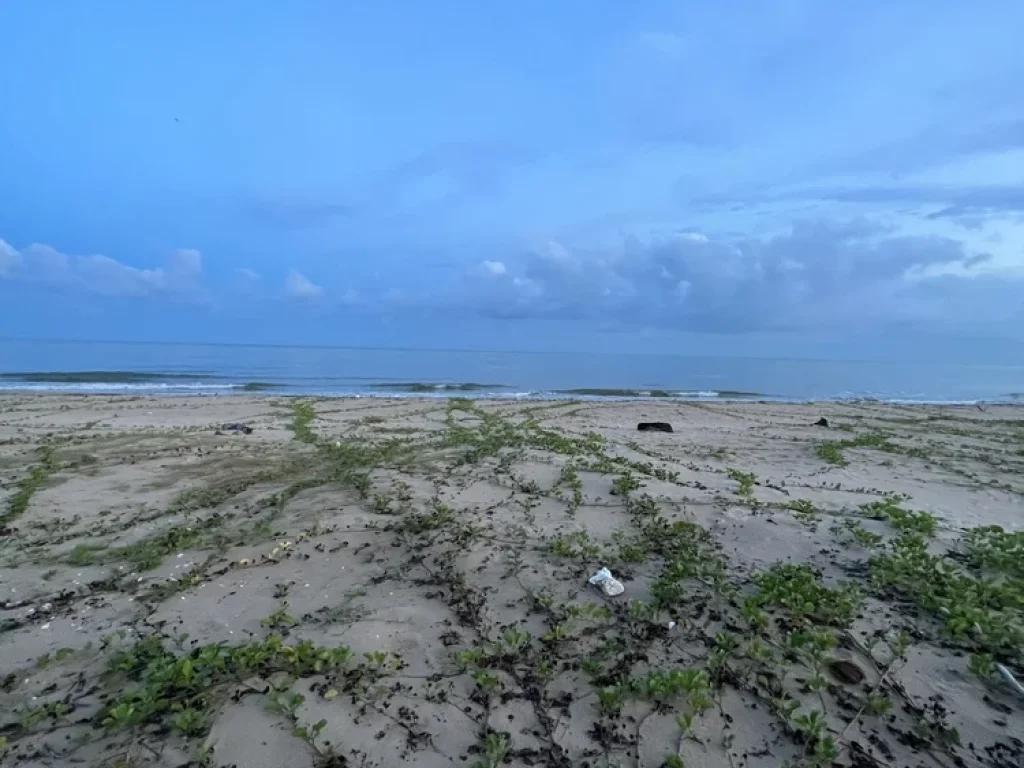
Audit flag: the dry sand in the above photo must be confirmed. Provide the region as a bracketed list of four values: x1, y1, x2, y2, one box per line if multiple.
[1, 394, 1022, 768]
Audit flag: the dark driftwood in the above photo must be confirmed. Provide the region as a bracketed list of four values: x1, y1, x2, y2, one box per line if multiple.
[217, 423, 253, 435]
[637, 422, 673, 433]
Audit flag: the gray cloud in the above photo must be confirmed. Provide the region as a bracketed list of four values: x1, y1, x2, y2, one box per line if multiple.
[811, 117, 1024, 181]
[807, 185, 1024, 215]
[247, 140, 541, 232]
[691, 184, 1024, 225]
[457, 220, 1021, 335]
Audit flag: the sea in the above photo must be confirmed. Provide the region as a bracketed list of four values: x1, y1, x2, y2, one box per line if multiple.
[0, 339, 1021, 404]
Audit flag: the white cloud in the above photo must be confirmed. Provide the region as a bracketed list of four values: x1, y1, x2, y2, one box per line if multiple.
[0, 238, 204, 298]
[234, 267, 263, 297]
[0, 239, 22, 276]
[76, 254, 165, 296]
[285, 270, 323, 299]
[480, 260, 506, 276]
[673, 232, 709, 244]
[22, 244, 70, 281]
[635, 31, 687, 61]
[536, 239, 571, 262]
[512, 276, 542, 298]
[168, 248, 202, 274]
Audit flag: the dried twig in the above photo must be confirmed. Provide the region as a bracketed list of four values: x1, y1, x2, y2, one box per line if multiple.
[839, 656, 900, 743]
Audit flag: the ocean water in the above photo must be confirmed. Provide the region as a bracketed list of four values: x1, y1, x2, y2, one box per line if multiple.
[0, 339, 1021, 403]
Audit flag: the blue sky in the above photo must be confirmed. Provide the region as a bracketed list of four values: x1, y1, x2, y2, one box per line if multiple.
[2, 1, 1023, 360]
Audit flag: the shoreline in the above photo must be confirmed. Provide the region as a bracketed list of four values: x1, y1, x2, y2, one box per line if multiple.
[2, 367, 1021, 404]
[1, 394, 1022, 767]
[0, 388, 1020, 406]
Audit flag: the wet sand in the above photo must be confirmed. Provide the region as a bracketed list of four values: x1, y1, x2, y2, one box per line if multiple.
[1, 394, 1022, 767]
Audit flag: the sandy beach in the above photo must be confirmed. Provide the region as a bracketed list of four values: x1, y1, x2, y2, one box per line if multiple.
[1, 393, 1022, 768]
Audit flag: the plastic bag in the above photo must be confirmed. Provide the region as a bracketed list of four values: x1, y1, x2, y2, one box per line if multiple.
[588, 567, 624, 597]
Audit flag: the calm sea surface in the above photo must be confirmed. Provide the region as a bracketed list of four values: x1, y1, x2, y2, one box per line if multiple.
[0, 339, 1021, 403]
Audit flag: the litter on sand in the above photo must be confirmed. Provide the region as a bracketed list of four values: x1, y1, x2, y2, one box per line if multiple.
[588, 567, 624, 597]
[997, 664, 1024, 702]
[217, 423, 253, 435]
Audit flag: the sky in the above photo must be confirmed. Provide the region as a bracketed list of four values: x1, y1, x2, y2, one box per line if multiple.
[1, 0, 1023, 361]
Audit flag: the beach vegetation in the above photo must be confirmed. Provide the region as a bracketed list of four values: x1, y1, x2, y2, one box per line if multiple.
[371, 492, 394, 514]
[471, 732, 510, 768]
[833, 519, 884, 548]
[290, 400, 317, 443]
[817, 431, 931, 467]
[727, 467, 756, 497]
[753, 563, 862, 627]
[611, 472, 641, 496]
[1, 444, 58, 526]
[168, 472, 279, 514]
[113, 522, 209, 570]
[871, 532, 1024, 659]
[815, 441, 847, 466]
[393, 501, 455, 534]
[261, 602, 297, 631]
[5, 393, 1018, 767]
[67, 543, 100, 565]
[557, 463, 584, 513]
[786, 498, 818, 526]
[595, 684, 625, 713]
[860, 496, 937, 537]
[963, 525, 1024, 575]
[94, 632, 358, 744]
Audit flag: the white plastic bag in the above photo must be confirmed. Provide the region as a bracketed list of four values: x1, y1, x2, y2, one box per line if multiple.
[588, 567, 624, 597]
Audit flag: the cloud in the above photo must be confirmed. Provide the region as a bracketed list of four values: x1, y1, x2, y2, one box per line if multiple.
[0, 238, 204, 298]
[73, 253, 166, 296]
[390, 141, 539, 200]
[690, 183, 1024, 230]
[245, 198, 354, 229]
[459, 220, 1023, 335]
[0, 240, 22, 276]
[168, 248, 202, 274]
[819, 118, 1024, 179]
[246, 141, 541, 234]
[285, 270, 323, 300]
[616, 2, 1024, 210]
[480, 260, 506, 276]
[233, 267, 263, 297]
[236, 268, 261, 282]
[795, 184, 1024, 216]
